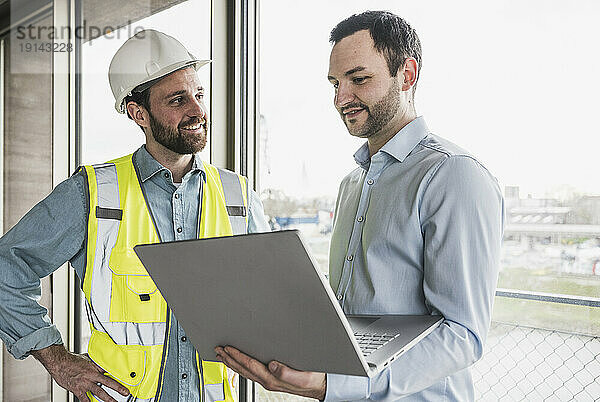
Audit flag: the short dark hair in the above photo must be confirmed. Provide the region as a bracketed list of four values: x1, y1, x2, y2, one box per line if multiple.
[330, 11, 422, 92]
[124, 88, 151, 117]
[124, 82, 155, 133]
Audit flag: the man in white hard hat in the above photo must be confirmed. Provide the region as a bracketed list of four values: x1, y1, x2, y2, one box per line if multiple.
[0, 29, 268, 402]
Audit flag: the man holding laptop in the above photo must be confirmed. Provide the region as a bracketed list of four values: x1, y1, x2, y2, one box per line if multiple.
[216, 11, 504, 401]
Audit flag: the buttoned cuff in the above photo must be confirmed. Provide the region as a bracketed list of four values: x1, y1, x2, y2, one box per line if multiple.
[4, 325, 63, 360]
[324, 373, 370, 401]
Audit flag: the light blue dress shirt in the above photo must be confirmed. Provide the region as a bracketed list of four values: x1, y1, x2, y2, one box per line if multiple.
[325, 117, 505, 401]
[0, 145, 269, 401]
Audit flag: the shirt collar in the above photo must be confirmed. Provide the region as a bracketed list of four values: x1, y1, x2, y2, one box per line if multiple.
[133, 145, 206, 182]
[353, 116, 430, 169]
[353, 143, 371, 170]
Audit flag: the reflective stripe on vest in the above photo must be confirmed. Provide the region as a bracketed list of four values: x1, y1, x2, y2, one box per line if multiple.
[82, 153, 247, 401]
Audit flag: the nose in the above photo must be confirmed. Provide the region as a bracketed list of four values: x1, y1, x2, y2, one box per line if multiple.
[335, 82, 354, 109]
[187, 97, 207, 120]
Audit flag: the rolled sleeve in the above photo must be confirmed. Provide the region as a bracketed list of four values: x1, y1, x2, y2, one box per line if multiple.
[0, 173, 87, 359]
[2, 325, 63, 360]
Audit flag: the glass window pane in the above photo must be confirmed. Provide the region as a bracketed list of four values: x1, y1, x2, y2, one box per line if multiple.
[259, 5, 362, 280]
[259, 1, 600, 400]
[260, 0, 600, 325]
[78, 0, 211, 352]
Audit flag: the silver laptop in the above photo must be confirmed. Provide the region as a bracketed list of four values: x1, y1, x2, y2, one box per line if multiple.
[133, 230, 442, 377]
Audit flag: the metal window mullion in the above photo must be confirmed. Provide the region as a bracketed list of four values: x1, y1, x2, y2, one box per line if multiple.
[239, 0, 258, 184]
[0, 37, 5, 402]
[239, 376, 254, 402]
[232, 0, 242, 173]
[210, 0, 230, 168]
[250, 0, 259, 191]
[72, 0, 83, 357]
[67, 0, 78, 384]
[243, 1, 259, 401]
[210, 0, 242, 171]
[231, 0, 248, 395]
[245, 0, 258, 189]
[239, 0, 247, 177]
[52, 0, 75, 401]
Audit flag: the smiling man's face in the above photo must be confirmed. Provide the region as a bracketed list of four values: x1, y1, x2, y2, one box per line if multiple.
[328, 30, 403, 139]
[146, 67, 209, 154]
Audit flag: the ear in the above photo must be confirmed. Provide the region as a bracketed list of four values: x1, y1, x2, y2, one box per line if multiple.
[126, 101, 151, 129]
[400, 57, 418, 92]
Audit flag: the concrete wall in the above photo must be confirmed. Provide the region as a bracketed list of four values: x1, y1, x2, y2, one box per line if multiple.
[2, 12, 53, 402]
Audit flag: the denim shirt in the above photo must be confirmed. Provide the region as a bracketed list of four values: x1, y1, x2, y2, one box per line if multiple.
[0, 146, 269, 401]
[324, 117, 505, 401]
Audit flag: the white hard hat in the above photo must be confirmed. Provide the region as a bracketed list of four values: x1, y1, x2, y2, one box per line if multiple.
[108, 29, 210, 114]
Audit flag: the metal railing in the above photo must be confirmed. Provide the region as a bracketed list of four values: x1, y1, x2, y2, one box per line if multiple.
[495, 288, 600, 308]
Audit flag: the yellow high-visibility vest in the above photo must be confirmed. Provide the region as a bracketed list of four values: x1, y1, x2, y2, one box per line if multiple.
[81, 153, 248, 401]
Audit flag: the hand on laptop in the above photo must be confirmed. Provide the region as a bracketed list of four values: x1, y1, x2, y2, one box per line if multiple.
[215, 346, 326, 400]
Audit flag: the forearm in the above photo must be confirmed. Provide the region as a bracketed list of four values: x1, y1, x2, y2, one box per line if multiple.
[31, 343, 69, 371]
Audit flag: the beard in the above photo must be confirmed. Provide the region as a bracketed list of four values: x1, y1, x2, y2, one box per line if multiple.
[341, 78, 402, 138]
[148, 112, 208, 155]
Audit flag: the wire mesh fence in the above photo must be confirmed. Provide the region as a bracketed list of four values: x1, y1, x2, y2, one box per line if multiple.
[251, 289, 600, 401]
[473, 322, 600, 401]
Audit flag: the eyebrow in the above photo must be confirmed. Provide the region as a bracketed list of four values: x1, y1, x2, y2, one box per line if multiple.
[344, 66, 366, 76]
[165, 87, 204, 99]
[327, 66, 367, 81]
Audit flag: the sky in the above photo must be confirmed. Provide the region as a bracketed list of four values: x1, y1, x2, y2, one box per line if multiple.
[81, 0, 600, 200]
[259, 0, 600, 199]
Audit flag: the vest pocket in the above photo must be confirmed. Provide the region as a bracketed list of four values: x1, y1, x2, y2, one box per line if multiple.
[87, 330, 147, 396]
[108, 250, 167, 322]
[109, 249, 149, 276]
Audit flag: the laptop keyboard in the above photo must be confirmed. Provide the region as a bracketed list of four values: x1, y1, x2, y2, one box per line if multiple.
[354, 331, 400, 356]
